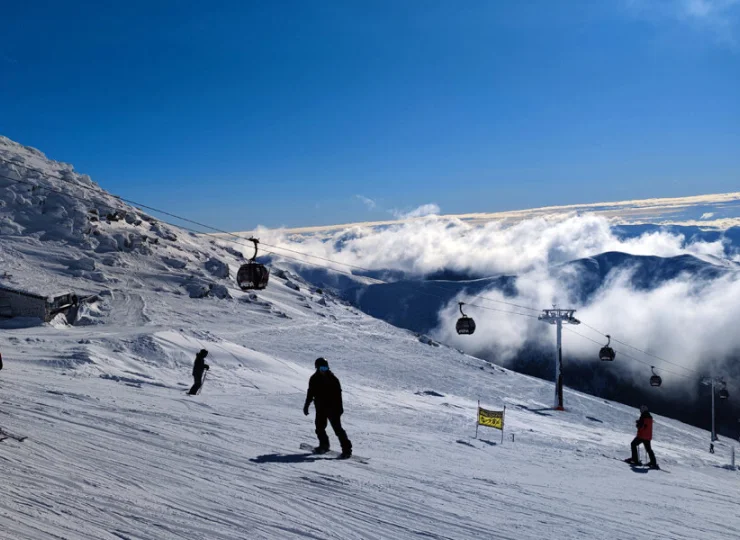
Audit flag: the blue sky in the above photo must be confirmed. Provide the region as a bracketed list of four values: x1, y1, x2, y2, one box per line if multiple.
[1, 1, 739, 230]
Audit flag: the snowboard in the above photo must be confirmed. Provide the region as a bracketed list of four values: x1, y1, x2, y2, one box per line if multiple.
[299, 443, 368, 464]
[612, 457, 668, 473]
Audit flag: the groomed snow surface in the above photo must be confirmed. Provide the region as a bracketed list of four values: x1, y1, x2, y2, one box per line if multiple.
[2, 277, 740, 540]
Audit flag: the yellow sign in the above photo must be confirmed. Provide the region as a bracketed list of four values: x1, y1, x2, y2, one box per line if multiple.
[478, 407, 504, 430]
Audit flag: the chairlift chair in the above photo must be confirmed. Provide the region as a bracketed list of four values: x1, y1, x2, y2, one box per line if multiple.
[236, 237, 270, 291]
[455, 302, 476, 335]
[599, 335, 615, 362]
[649, 366, 662, 388]
[719, 385, 730, 400]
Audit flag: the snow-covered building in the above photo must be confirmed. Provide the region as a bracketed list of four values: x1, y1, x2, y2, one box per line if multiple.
[0, 284, 77, 322]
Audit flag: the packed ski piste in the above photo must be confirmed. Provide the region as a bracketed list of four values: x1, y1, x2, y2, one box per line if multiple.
[1, 136, 739, 539]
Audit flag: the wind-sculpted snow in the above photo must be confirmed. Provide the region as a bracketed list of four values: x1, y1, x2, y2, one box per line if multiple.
[0, 136, 259, 303]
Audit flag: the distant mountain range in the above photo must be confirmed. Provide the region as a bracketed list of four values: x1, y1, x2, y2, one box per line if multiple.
[300, 250, 737, 335]
[223, 191, 740, 237]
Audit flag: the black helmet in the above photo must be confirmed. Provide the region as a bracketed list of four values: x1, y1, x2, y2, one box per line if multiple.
[640, 405, 648, 413]
[198, 349, 209, 358]
[315, 357, 329, 369]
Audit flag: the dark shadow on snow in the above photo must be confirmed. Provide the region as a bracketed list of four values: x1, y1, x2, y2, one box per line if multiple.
[514, 404, 554, 416]
[250, 453, 319, 464]
[456, 439, 476, 448]
[478, 439, 498, 447]
[415, 390, 445, 398]
[0, 317, 44, 329]
[586, 416, 604, 423]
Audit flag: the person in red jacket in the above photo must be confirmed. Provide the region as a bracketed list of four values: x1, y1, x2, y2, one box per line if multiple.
[626, 405, 659, 469]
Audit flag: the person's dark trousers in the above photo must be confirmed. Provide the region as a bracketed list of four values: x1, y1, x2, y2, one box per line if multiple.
[315, 410, 352, 452]
[631, 437, 657, 465]
[188, 373, 203, 395]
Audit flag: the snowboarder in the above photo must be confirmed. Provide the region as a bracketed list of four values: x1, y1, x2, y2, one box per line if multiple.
[626, 405, 659, 469]
[303, 357, 352, 458]
[187, 349, 209, 395]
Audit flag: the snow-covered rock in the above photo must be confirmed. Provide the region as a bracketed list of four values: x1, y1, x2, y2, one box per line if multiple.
[183, 280, 212, 299]
[162, 256, 187, 270]
[210, 284, 231, 299]
[205, 257, 229, 279]
[68, 257, 96, 272]
[285, 278, 300, 291]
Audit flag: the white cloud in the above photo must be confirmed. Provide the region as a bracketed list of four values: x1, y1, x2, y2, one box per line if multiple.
[434, 264, 740, 389]
[355, 195, 377, 210]
[258, 213, 728, 277]
[392, 203, 441, 220]
[256, 212, 739, 386]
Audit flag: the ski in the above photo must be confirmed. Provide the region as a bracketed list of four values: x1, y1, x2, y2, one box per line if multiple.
[299, 443, 368, 464]
[0, 428, 27, 442]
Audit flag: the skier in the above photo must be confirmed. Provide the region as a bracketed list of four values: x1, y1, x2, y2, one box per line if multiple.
[187, 349, 209, 395]
[626, 405, 659, 469]
[303, 357, 352, 458]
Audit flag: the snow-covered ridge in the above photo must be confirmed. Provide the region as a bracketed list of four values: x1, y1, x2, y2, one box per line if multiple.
[0, 135, 261, 305]
[1, 135, 172, 249]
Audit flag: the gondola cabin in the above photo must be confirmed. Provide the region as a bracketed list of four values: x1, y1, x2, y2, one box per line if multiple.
[649, 367, 662, 387]
[599, 335, 615, 361]
[456, 316, 476, 335]
[237, 263, 269, 291]
[455, 302, 476, 335]
[236, 237, 270, 291]
[719, 388, 729, 400]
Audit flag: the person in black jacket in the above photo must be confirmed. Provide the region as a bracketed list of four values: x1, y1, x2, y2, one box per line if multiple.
[187, 349, 209, 395]
[303, 357, 352, 458]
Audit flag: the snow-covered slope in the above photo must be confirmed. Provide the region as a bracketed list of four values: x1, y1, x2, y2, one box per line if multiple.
[1, 136, 740, 539]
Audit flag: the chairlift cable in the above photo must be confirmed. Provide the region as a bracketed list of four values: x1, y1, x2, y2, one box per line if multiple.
[563, 328, 694, 381]
[0, 156, 545, 313]
[0, 169, 387, 286]
[577, 320, 700, 376]
[0, 158, 726, 378]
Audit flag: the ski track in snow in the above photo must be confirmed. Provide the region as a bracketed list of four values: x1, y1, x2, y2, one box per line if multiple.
[0, 136, 739, 539]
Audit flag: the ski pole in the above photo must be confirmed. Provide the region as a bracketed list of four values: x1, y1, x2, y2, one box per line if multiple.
[196, 370, 208, 395]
